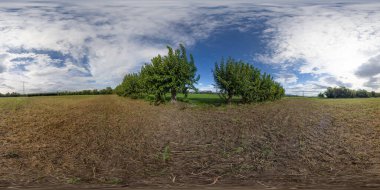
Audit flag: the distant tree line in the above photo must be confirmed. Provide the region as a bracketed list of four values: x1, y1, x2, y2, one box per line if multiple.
[319, 86, 380, 98]
[115, 44, 285, 104]
[0, 87, 113, 97]
[0, 92, 22, 97]
[58, 87, 113, 96]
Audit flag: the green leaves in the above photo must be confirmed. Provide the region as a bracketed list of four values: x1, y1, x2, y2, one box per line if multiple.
[141, 44, 199, 103]
[115, 73, 145, 99]
[213, 57, 285, 104]
[324, 86, 377, 98]
[116, 44, 199, 104]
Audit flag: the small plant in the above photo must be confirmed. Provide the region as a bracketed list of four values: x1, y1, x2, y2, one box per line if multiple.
[108, 177, 123, 184]
[66, 177, 81, 184]
[162, 145, 170, 163]
[3, 152, 20, 159]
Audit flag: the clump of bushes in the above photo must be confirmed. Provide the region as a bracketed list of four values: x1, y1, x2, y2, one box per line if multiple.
[213, 57, 285, 104]
[321, 86, 380, 98]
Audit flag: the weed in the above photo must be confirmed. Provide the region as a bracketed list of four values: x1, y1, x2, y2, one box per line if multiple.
[66, 177, 81, 184]
[3, 152, 20, 159]
[162, 145, 170, 163]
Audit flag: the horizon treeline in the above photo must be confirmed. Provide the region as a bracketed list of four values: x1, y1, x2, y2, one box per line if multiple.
[319, 86, 380, 98]
[0, 87, 113, 97]
[115, 44, 285, 104]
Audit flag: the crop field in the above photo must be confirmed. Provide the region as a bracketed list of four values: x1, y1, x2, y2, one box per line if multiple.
[0, 95, 380, 188]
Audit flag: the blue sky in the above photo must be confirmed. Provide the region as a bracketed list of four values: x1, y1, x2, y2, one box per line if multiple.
[1, 0, 380, 95]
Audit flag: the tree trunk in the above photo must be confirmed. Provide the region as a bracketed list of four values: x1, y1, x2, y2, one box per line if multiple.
[171, 89, 177, 103]
[226, 93, 233, 104]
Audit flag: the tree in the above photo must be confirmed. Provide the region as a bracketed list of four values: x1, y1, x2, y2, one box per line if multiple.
[239, 63, 262, 103]
[213, 58, 242, 104]
[318, 92, 324, 98]
[141, 44, 199, 104]
[213, 57, 285, 104]
[371, 91, 376, 97]
[115, 73, 145, 99]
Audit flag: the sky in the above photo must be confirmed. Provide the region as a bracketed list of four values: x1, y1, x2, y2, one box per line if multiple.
[1, 0, 380, 96]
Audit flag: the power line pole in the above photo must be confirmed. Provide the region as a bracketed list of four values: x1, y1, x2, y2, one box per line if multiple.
[23, 81, 25, 95]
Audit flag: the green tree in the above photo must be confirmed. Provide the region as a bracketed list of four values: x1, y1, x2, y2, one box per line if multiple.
[213, 58, 242, 104]
[213, 57, 284, 104]
[141, 44, 199, 104]
[115, 73, 145, 99]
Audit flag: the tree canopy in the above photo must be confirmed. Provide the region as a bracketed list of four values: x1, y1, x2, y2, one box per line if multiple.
[115, 44, 199, 104]
[213, 57, 285, 104]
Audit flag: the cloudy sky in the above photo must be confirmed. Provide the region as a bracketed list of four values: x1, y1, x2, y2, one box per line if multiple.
[1, 0, 380, 95]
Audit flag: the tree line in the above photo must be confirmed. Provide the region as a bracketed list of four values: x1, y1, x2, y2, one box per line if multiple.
[115, 44, 285, 104]
[319, 86, 380, 98]
[0, 87, 113, 97]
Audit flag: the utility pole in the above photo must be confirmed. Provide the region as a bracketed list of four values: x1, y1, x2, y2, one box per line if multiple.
[23, 81, 25, 95]
[302, 91, 304, 97]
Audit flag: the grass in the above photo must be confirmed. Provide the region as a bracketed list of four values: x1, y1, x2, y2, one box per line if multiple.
[0, 95, 379, 187]
[175, 93, 238, 105]
[145, 93, 241, 105]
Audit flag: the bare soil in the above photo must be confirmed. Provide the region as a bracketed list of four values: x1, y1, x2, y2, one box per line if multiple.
[0, 95, 379, 189]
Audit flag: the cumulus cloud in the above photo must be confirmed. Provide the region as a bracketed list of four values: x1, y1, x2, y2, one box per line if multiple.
[1, 0, 380, 94]
[0, 0, 234, 93]
[197, 83, 216, 92]
[260, 1, 380, 91]
[356, 55, 380, 78]
[274, 73, 298, 84]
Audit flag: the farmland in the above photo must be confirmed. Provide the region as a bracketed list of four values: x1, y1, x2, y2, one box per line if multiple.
[0, 95, 380, 188]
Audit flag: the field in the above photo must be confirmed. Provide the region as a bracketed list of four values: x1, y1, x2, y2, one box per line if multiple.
[0, 95, 380, 188]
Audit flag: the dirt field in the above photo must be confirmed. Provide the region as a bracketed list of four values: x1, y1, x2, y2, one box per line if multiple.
[0, 95, 380, 189]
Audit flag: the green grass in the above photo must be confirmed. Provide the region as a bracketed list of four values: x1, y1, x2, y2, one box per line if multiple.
[0, 97, 30, 110]
[177, 93, 225, 105]
[144, 93, 241, 105]
[175, 93, 241, 105]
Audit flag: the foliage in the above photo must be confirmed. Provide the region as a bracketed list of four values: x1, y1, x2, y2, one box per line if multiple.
[213, 57, 285, 104]
[318, 92, 325, 98]
[0, 92, 22, 97]
[114, 73, 145, 99]
[140, 44, 199, 104]
[323, 86, 379, 98]
[162, 145, 171, 163]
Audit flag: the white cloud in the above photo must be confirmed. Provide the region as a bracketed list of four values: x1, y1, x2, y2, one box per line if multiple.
[197, 83, 216, 92]
[0, 0, 230, 93]
[1, 0, 380, 94]
[274, 73, 298, 84]
[261, 2, 380, 91]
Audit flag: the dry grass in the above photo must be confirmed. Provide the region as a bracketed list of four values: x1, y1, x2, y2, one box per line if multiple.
[0, 95, 379, 187]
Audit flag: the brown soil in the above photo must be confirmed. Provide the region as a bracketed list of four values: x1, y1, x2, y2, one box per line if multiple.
[0, 95, 379, 188]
